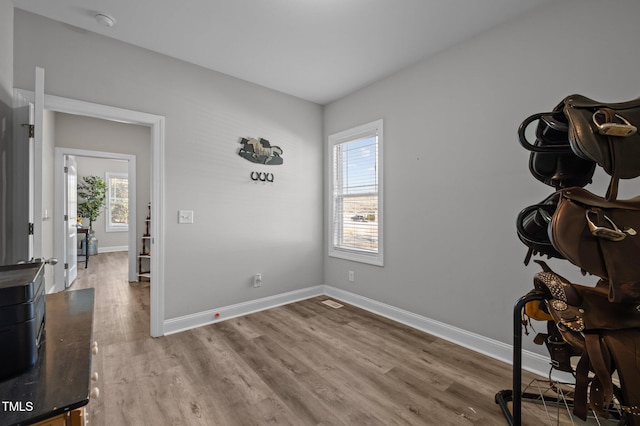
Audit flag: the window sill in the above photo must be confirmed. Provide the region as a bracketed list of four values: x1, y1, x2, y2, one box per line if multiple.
[329, 248, 383, 266]
[106, 227, 129, 233]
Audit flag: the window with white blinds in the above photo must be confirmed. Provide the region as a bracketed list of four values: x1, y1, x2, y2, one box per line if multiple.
[328, 119, 383, 266]
[106, 172, 129, 232]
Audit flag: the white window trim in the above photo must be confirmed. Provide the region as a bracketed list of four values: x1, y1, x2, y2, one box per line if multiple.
[105, 172, 129, 233]
[328, 119, 384, 266]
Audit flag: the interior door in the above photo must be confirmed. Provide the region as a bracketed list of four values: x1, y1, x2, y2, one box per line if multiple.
[64, 155, 78, 287]
[11, 67, 44, 264]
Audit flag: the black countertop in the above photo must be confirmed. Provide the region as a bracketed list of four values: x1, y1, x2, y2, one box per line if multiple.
[0, 288, 95, 426]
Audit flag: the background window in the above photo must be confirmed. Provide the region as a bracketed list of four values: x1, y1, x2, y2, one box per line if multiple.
[106, 172, 129, 232]
[328, 119, 383, 266]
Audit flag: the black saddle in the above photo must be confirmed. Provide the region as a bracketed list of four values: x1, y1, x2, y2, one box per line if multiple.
[518, 102, 596, 189]
[516, 192, 563, 265]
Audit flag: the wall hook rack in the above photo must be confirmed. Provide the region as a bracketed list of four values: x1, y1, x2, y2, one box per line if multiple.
[251, 172, 274, 182]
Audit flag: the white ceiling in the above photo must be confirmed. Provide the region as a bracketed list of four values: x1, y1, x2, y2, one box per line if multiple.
[12, 0, 551, 105]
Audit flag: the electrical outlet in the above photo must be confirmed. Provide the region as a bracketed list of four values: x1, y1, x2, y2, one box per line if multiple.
[348, 271, 355, 282]
[254, 273, 262, 287]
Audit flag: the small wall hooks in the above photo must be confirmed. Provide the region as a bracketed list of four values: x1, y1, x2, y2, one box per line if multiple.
[250, 171, 274, 183]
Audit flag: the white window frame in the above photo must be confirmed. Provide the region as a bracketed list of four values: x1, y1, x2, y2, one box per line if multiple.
[328, 119, 383, 266]
[105, 172, 129, 232]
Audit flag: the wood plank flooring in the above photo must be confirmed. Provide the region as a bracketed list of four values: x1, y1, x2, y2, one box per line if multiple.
[70, 252, 592, 425]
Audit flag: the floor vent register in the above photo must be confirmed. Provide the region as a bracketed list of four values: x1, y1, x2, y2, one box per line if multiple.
[321, 299, 343, 309]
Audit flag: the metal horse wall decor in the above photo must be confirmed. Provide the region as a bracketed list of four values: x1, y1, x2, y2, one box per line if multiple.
[238, 137, 283, 165]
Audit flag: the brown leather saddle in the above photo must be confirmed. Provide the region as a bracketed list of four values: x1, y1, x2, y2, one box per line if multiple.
[529, 261, 640, 423]
[550, 187, 640, 303]
[564, 95, 640, 178]
[564, 94, 640, 200]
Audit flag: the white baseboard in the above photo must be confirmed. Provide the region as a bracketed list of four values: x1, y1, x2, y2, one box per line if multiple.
[163, 285, 325, 336]
[98, 245, 128, 253]
[162, 283, 561, 380]
[323, 285, 566, 381]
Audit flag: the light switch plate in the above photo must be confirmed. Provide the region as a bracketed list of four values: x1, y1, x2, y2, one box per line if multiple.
[178, 210, 194, 224]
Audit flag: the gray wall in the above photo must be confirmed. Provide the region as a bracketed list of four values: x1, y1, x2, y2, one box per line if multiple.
[14, 10, 324, 320]
[324, 0, 640, 352]
[0, 0, 12, 106]
[0, 0, 13, 264]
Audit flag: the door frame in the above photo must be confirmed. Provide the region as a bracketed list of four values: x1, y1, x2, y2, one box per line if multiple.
[55, 149, 137, 288]
[16, 89, 166, 337]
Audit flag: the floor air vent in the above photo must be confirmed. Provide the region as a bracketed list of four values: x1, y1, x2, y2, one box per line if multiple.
[321, 299, 343, 309]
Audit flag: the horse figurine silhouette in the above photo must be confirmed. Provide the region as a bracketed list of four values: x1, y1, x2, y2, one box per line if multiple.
[239, 137, 284, 165]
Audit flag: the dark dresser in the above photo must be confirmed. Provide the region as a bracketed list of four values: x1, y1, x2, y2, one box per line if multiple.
[0, 288, 96, 426]
[0, 262, 46, 380]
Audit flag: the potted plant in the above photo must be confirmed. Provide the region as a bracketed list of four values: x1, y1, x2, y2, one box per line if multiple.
[77, 175, 106, 256]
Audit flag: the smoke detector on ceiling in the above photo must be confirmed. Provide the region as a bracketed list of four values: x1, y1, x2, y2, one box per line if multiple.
[95, 13, 115, 27]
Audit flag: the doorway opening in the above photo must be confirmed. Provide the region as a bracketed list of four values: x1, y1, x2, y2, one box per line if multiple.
[55, 147, 138, 289]
[17, 90, 165, 337]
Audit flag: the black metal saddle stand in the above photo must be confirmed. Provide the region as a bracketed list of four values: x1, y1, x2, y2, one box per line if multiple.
[495, 292, 548, 426]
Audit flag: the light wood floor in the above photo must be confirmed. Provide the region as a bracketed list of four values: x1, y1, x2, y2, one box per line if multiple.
[70, 252, 588, 426]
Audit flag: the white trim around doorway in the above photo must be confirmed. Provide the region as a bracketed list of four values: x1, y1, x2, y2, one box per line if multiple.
[17, 90, 166, 337]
